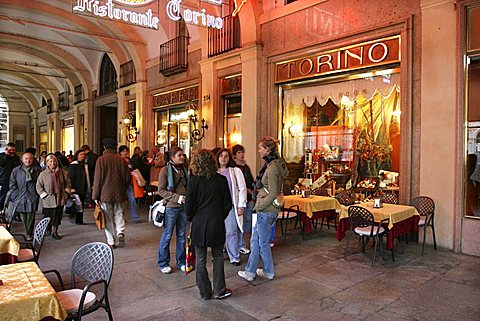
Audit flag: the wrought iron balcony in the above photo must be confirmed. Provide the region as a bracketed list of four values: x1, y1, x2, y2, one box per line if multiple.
[208, 14, 240, 58]
[159, 36, 189, 77]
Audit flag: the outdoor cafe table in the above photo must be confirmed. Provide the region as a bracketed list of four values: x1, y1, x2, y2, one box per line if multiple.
[336, 202, 420, 250]
[0, 226, 19, 265]
[0, 262, 67, 321]
[283, 195, 342, 238]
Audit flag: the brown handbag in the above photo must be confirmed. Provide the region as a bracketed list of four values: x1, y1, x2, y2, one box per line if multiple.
[93, 204, 106, 230]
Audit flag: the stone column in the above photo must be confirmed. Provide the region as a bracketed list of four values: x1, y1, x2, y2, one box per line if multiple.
[199, 60, 219, 149]
[420, 0, 456, 250]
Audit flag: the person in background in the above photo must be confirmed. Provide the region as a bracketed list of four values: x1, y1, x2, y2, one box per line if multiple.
[238, 137, 288, 282]
[216, 148, 247, 266]
[0, 142, 21, 211]
[25, 147, 41, 171]
[131, 146, 150, 185]
[66, 150, 75, 163]
[54, 151, 70, 170]
[119, 145, 140, 223]
[157, 146, 188, 274]
[232, 144, 255, 254]
[81, 144, 98, 206]
[185, 149, 233, 300]
[92, 138, 131, 249]
[9, 152, 41, 241]
[149, 145, 165, 186]
[38, 151, 47, 170]
[68, 149, 89, 224]
[36, 153, 71, 240]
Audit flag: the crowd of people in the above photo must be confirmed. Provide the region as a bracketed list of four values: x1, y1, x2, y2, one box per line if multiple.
[1, 136, 289, 301]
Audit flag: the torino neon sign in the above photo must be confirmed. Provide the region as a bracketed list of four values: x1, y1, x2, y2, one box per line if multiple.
[166, 0, 223, 30]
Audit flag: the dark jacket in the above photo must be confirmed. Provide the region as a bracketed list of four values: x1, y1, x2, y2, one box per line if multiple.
[92, 151, 131, 203]
[185, 174, 232, 247]
[0, 153, 21, 185]
[9, 164, 41, 212]
[85, 150, 98, 186]
[131, 154, 150, 182]
[68, 160, 88, 196]
[236, 163, 255, 201]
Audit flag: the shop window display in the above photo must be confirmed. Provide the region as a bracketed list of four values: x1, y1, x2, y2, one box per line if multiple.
[281, 70, 401, 192]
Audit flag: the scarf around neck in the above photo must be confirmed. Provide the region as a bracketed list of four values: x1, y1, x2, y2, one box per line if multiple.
[167, 161, 188, 192]
[22, 165, 33, 183]
[253, 152, 279, 199]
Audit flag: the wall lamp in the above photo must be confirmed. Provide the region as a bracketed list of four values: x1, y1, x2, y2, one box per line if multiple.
[186, 102, 208, 141]
[122, 113, 139, 142]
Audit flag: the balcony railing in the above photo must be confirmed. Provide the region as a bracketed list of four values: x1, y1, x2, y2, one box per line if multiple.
[159, 36, 189, 77]
[208, 14, 240, 58]
[58, 92, 69, 111]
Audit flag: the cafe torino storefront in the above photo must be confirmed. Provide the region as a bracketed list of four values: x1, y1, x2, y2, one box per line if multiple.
[271, 35, 408, 201]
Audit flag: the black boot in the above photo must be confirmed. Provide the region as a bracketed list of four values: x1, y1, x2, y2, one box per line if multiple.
[75, 212, 85, 224]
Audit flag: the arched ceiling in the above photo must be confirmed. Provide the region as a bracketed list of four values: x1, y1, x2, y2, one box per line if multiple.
[0, 0, 175, 113]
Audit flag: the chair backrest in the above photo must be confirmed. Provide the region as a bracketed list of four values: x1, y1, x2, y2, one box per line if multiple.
[33, 217, 51, 260]
[278, 205, 299, 219]
[2, 199, 19, 231]
[382, 193, 398, 204]
[71, 242, 114, 290]
[348, 205, 374, 229]
[336, 189, 356, 205]
[410, 196, 435, 217]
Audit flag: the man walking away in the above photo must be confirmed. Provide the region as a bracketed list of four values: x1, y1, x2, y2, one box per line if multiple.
[81, 144, 98, 207]
[0, 142, 21, 211]
[92, 138, 131, 249]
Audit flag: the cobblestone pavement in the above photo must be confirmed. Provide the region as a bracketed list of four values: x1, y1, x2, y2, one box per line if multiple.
[15, 207, 480, 321]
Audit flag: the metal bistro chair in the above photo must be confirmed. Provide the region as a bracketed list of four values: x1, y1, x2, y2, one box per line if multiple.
[344, 206, 389, 268]
[44, 242, 114, 321]
[382, 193, 399, 204]
[277, 205, 300, 239]
[410, 196, 437, 255]
[0, 199, 19, 231]
[16, 217, 51, 265]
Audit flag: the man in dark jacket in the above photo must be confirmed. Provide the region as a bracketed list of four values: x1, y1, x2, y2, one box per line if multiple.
[9, 152, 41, 240]
[0, 142, 21, 211]
[81, 144, 98, 206]
[92, 138, 131, 249]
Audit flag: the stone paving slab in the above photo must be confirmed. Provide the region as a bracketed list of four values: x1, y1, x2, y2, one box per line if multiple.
[9, 208, 480, 321]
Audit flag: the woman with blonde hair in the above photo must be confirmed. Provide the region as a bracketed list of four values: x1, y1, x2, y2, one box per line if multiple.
[238, 137, 288, 282]
[36, 153, 71, 239]
[185, 149, 233, 299]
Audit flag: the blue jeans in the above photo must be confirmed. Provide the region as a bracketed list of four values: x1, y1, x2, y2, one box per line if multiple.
[225, 208, 240, 263]
[126, 185, 139, 222]
[239, 201, 254, 249]
[245, 212, 276, 278]
[157, 207, 187, 269]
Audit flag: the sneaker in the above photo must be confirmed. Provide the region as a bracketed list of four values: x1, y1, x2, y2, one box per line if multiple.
[214, 288, 232, 299]
[180, 265, 186, 272]
[118, 234, 125, 248]
[256, 268, 274, 280]
[230, 261, 240, 266]
[239, 247, 250, 255]
[160, 266, 172, 274]
[237, 270, 254, 282]
[270, 242, 275, 248]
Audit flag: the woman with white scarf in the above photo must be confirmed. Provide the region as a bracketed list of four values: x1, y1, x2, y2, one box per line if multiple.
[216, 148, 247, 266]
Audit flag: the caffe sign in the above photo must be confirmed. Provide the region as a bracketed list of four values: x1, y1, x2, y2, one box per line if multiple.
[275, 36, 400, 83]
[153, 85, 199, 108]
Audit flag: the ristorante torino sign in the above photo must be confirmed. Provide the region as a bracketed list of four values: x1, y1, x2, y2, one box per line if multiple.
[275, 36, 400, 83]
[73, 0, 160, 29]
[166, 0, 223, 30]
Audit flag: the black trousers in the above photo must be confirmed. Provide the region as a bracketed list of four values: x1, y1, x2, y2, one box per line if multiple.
[195, 245, 226, 299]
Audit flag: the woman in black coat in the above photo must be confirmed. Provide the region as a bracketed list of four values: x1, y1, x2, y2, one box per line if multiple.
[67, 149, 88, 224]
[185, 149, 232, 300]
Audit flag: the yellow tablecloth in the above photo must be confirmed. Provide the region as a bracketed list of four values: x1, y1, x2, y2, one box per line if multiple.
[339, 202, 420, 230]
[0, 227, 19, 256]
[0, 262, 67, 321]
[284, 195, 342, 218]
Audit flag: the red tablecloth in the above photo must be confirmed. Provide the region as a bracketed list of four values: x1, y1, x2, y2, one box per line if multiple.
[0, 253, 17, 265]
[299, 210, 337, 238]
[336, 215, 420, 250]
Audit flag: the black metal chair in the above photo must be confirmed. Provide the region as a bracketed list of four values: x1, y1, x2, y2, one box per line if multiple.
[336, 189, 356, 206]
[344, 205, 389, 268]
[16, 217, 51, 265]
[0, 199, 19, 231]
[382, 193, 399, 204]
[410, 196, 437, 255]
[44, 242, 114, 321]
[277, 205, 300, 239]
